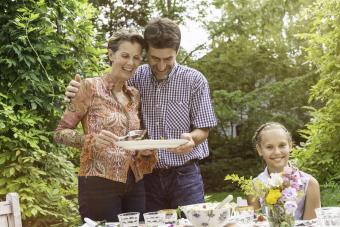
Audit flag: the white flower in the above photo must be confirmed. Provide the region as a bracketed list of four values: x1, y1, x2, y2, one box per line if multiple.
[268, 173, 283, 187]
[284, 201, 298, 215]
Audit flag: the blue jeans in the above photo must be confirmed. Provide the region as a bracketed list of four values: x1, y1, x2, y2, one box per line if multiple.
[78, 169, 145, 222]
[144, 160, 205, 212]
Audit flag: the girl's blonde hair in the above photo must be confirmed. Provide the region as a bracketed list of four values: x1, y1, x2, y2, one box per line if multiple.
[252, 122, 292, 149]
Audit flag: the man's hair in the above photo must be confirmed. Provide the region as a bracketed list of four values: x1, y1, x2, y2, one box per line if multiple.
[144, 17, 181, 51]
[107, 29, 145, 53]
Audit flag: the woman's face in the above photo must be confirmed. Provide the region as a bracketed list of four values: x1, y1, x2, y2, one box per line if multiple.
[256, 128, 292, 173]
[109, 41, 142, 80]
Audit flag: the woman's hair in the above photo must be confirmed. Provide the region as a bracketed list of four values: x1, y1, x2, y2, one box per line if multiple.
[144, 17, 181, 51]
[107, 29, 145, 53]
[252, 122, 292, 148]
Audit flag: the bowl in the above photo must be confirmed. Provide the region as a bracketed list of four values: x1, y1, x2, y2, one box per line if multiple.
[180, 202, 236, 227]
[159, 209, 178, 224]
[315, 207, 340, 226]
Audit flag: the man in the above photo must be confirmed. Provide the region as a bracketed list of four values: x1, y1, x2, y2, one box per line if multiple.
[65, 17, 217, 211]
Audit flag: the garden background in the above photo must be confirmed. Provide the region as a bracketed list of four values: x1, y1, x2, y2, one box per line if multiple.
[0, 0, 339, 226]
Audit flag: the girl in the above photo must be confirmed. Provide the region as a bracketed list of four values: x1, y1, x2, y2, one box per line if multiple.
[248, 122, 321, 220]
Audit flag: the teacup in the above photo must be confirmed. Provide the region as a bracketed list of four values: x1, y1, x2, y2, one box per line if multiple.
[143, 211, 166, 227]
[117, 212, 140, 227]
[159, 209, 178, 224]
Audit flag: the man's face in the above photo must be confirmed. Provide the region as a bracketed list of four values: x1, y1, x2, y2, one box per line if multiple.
[147, 47, 177, 80]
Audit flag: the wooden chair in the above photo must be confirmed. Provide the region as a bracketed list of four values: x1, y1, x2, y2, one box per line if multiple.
[0, 193, 22, 227]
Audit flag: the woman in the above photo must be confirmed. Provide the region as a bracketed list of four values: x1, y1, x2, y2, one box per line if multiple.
[54, 30, 157, 222]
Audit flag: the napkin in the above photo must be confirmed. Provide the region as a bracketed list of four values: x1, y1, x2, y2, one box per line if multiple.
[80, 217, 97, 227]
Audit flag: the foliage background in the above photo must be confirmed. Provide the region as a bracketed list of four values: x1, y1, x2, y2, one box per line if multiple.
[0, 0, 339, 226]
[0, 0, 101, 226]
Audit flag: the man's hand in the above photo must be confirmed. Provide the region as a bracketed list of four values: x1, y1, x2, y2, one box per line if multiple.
[65, 74, 81, 102]
[167, 133, 195, 154]
[92, 130, 119, 151]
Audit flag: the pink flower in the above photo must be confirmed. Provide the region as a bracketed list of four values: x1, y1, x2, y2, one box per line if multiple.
[283, 176, 290, 186]
[291, 171, 301, 181]
[283, 166, 293, 175]
[289, 180, 298, 190]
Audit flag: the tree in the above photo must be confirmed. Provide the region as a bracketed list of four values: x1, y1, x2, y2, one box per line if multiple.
[89, 0, 152, 36]
[293, 0, 340, 184]
[153, 0, 187, 22]
[191, 0, 318, 191]
[0, 0, 101, 225]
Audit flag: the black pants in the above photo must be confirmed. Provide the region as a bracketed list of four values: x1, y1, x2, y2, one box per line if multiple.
[78, 170, 145, 222]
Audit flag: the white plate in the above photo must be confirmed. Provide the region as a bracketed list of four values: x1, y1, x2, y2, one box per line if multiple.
[104, 222, 119, 227]
[116, 139, 188, 150]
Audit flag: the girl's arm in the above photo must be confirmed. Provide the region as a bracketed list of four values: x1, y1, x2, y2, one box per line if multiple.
[303, 176, 321, 220]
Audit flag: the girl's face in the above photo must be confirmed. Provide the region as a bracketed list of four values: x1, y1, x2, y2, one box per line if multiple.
[256, 128, 292, 173]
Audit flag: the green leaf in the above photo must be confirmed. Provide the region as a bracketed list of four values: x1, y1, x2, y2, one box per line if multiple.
[0, 179, 6, 187]
[0, 156, 7, 165]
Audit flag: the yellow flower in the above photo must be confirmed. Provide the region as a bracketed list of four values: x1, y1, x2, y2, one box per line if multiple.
[265, 189, 282, 205]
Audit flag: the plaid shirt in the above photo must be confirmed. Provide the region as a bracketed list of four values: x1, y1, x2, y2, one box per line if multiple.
[128, 64, 217, 168]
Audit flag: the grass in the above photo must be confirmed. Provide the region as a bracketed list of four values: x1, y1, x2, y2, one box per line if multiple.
[320, 184, 340, 206]
[205, 191, 241, 203]
[205, 185, 340, 206]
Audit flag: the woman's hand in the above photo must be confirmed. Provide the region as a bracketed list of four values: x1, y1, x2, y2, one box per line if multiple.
[92, 130, 119, 151]
[136, 149, 154, 157]
[135, 149, 157, 163]
[135, 149, 158, 174]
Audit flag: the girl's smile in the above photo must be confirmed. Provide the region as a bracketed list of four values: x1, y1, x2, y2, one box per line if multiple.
[256, 128, 292, 173]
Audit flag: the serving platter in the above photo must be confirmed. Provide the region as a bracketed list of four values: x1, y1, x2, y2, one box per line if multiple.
[116, 139, 188, 150]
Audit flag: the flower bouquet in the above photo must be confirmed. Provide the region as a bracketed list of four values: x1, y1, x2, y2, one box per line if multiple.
[225, 166, 305, 227]
[254, 166, 305, 227]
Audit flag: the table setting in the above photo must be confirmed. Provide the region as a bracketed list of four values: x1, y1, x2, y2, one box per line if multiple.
[80, 133, 340, 227]
[80, 202, 340, 227]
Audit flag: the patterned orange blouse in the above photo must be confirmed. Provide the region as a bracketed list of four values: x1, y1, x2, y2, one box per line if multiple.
[54, 74, 157, 183]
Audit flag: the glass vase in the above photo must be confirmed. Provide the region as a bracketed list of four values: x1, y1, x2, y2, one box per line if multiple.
[266, 205, 295, 227]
